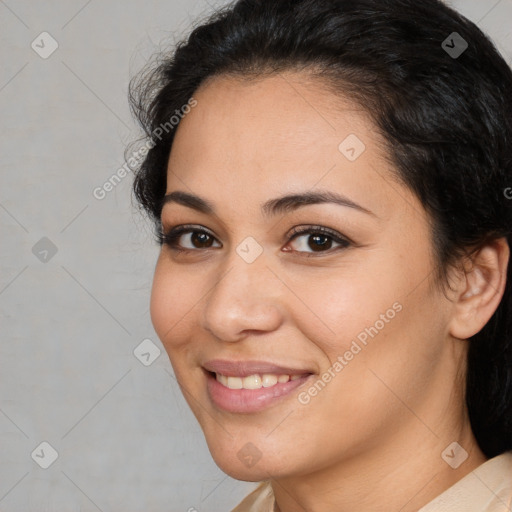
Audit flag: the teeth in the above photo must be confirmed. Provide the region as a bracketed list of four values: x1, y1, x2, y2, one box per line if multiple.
[216, 372, 306, 390]
[243, 374, 262, 389]
[227, 376, 243, 389]
[262, 374, 278, 387]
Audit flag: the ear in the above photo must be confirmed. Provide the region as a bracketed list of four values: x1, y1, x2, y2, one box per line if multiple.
[448, 237, 510, 340]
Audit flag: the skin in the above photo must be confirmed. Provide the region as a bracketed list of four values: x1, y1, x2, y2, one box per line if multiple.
[150, 72, 509, 512]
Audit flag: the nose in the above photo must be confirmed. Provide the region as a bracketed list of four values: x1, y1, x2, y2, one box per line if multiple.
[201, 249, 284, 342]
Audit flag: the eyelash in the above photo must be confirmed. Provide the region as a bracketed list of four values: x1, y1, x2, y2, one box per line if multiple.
[157, 224, 352, 257]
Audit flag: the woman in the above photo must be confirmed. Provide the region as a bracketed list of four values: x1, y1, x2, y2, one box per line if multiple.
[128, 0, 512, 510]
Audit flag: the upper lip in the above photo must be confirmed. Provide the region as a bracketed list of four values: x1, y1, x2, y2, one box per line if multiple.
[203, 359, 314, 377]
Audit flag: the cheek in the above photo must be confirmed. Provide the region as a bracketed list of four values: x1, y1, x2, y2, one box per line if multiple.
[149, 259, 198, 351]
[294, 265, 444, 415]
[283, 262, 404, 360]
[149, 265, 172, 346]
[286, 252, 443, 398]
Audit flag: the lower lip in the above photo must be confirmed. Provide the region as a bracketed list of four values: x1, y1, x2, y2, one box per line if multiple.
[205, 371, 313, 413]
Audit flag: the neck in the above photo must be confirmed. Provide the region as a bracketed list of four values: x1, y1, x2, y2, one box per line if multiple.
[271, 415, 487, 512]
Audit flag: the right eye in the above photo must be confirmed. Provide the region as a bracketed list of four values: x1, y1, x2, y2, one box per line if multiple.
[157, 225, 222, 252]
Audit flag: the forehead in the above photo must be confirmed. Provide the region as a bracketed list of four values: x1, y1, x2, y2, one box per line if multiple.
[171, 72, 373, 158]
[165, 72, 407, 222]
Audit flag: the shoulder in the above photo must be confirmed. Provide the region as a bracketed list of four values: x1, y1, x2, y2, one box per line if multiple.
[230, 481, 275, 512]
[419, 450, 512, 512]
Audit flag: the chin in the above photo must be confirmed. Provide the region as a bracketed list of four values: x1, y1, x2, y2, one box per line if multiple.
[219, 465, 269, 482]
[207, 443, 291, 481]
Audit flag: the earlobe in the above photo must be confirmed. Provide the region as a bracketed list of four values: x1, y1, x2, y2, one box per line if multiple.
[448, 238, 510, 340]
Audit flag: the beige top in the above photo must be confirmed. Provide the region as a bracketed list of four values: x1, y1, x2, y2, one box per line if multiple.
[231, 451, 512, 512]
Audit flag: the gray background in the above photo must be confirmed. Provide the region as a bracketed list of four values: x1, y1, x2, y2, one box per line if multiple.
[0, 1, 511, 511]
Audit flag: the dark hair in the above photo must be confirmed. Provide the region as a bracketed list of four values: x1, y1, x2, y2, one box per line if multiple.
[129, 0, 512, 458]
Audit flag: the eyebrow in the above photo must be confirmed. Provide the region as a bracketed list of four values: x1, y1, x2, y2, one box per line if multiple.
[160, 189, 376, 218]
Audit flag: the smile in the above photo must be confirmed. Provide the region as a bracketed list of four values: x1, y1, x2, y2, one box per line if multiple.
[205, 371, 313, 413]
[215, 372, 305, 390]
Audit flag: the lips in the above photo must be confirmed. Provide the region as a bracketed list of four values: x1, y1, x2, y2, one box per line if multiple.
[202, 359, 314, 377]
[202, 359, 315, 413]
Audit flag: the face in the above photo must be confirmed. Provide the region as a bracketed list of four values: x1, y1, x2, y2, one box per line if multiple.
[150, 72, 460, 481]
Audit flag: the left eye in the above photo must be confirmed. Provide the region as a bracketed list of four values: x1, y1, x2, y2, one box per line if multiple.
[286, 227, 351, 254]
